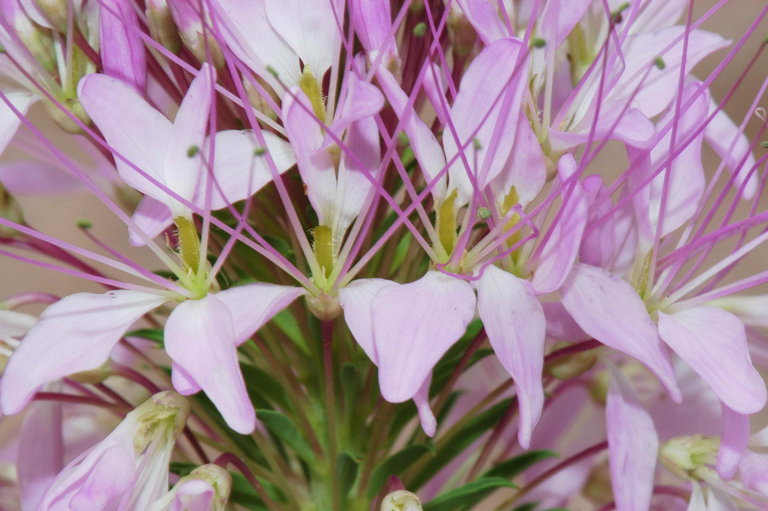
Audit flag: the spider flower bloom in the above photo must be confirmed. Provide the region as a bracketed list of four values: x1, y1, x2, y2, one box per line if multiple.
[37, 391, 189, 510]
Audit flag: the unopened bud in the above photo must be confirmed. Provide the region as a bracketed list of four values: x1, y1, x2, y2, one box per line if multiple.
[381, 490, 422, 511]
[545, 341, 599, 380]
[146, 0, 181, 54]
[45, 97, 90, 134]
[33, 0, 67, 32]
[168, 0, 224, 67]
[152, 464, 232, 511]
[133, 390, 190, 452]
[660, 436, 720, 480]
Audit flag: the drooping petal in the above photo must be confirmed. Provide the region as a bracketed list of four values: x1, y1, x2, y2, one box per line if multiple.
[657, 307, 766, 415]
[606, 365, 658, 511]
[560, 263, 680, 400]
[716, 404, 750, 480]
[372, 271, 476, 403]
[213, 283, 305, 345]
[531, 154, 588, 294]
[99, 0, 147, 92]
[477, 265, 545, 448]
[413, 376, 436, 438]
[0, 290, 167, 415]
[162, 64, 214, 215]
[264, 0, 342, 80]
[338, 278, 395, 363]
[78, 74, 171, 195]
[164, 296, 255, 434]
[199, 130, 295, 210]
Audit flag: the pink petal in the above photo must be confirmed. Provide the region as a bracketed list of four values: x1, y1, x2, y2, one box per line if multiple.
[129, 196, 173, 246]
[0, 161, 83, 195]
[211, 0, 298, 89]
[372, 271, 476, 403]
[165, 296, 255, 434]
[171, 362, 201, 395]
[213, 283, 305, 345]
[17, 397, 64, 510]
[542, 301, 589, 342]
[739, 453, 768, 495]
[350, 0, 397, 59]
[162, 64, 215, 212]
[491, 112, 546, 206]
[338, 278, 395, 364]
[560, 263, 680, 400]
[99, 0, 147, 92]
[413, 376, 436, 438]
[0, 90, 35, 154]
[477, 265, 545, 448]
[657, 307, 766, 415]
[606, 365, 659, 511]
[375, 67, 447, 199]
[531, 154, 588, 294]
[704, 103, 758, 199]
[200, 130, 295, 210]
[264, 0, 342, 79]
[540, 0, 592, 48]
[0, 291, 166, 415]
[443, 38, 527, 203]
[78, 74, 171, 196]
[456, 0, 513, 44]
[716, 405, 749, 480]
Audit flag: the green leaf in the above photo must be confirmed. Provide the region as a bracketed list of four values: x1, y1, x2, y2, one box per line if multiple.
[256, 409, 316, 464]
[484, 451, 558, 479]
[410, 398, 514, 489]
[422, 477, 516, 511]
[241, 364, 292, 410]
[126, 328, 164, 345]
[337, 451, 360, 497]
[271, 309, 310, 354]
[391, 232, 413, 273]
[367, 444, 431, 499]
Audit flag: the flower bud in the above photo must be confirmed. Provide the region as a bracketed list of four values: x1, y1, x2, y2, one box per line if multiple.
[167, 0, 224, 67]
[381, 490, 422, 511]
[545, 341, 599, 380]
[151, 464, 232, 511]
[146, 0, 181, 54]
[660, 435, 720, 480]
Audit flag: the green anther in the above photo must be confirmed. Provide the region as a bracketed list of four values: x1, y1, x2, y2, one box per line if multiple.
[760, 141, 768, 148]
[413, 22, 427, 37]
[611, 2, 630, 23]
[312, 225, 335, 279]
[266, 65, 279, 78]
[567, 24, 594, 85]
[478, 207, 491, 219]
[174, 216, 201, 273]
[187, 145, 199, 157]
[76, 218, 93, 229]
[436, 188, 459, 257]
[472, 137, 483, 150]
[654, 56, 666, 70]
[531, 37, 546, 49]
[299, 70, 326, 125]
[501, 187, 522, 253]
[254, 146, 266, 156]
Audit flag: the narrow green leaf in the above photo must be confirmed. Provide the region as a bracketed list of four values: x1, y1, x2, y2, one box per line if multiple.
[271, 309, 310, 354]
[241, 364, 292, 410]
[422, 477, 516, 511]
[484, 450, 558, 479]
[337, 451, 360, 497]
[367, 444, 431, 499]
[410, 398, 514, 489]
[126, 328, 164, 345]
[256, 409, 316, 464]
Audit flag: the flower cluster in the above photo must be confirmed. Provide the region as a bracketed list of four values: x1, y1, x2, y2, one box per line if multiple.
[0, 0, 767, 510]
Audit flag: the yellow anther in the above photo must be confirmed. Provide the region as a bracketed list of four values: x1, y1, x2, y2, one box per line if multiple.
[436, 188, 459, 258]
[299, 70, 326, 125]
